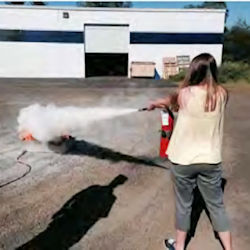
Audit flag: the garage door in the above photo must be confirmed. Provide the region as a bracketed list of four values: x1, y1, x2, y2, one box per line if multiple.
[85, 25, 129, 53]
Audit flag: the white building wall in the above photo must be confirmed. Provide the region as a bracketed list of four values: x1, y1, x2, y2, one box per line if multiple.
[0, 7, 225, 33]
[0, 42, 84, 78]
[0, 6, 225, 78]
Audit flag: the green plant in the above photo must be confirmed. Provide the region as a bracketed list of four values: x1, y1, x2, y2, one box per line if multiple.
[77, 2, 132, 7]
[223, 20, 250, 64]
[169, 69, 187, 82]
[219, 61, 250, 83]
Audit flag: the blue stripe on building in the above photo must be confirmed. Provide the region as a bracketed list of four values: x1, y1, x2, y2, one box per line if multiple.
[0, 29, 223, 44]
[130, 32, 224, 44]
[0, 29, 83, 43]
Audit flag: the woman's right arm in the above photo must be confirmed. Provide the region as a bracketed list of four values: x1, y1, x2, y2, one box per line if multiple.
[147, 92, 179, 111]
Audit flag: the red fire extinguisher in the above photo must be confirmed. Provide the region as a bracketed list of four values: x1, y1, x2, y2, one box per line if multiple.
[160, 108, 174, 158]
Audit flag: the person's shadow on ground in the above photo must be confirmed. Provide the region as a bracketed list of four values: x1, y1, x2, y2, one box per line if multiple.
[185, 178, 227, 250]
[48, 137, 167, 170]
[16, 174, 128, 250]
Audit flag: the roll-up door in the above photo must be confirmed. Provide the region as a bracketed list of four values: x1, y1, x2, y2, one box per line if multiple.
[85, 25, 129, 53]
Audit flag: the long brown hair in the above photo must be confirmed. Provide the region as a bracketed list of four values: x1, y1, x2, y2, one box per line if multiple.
[180, 53, 220, 112]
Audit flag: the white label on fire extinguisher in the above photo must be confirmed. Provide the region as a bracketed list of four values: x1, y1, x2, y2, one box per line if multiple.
[161, 111, 169, 126]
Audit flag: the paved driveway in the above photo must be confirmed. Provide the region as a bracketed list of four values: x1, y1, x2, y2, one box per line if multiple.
[0, 79, 249, 250]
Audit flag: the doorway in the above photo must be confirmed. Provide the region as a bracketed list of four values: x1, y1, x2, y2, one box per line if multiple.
[84, 24, 129, 77]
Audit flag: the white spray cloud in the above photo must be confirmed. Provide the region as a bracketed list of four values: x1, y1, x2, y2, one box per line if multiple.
[17, 103, 137, 142]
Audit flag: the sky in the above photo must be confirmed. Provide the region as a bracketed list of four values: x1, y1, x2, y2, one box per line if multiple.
[2, 1, 250, 27]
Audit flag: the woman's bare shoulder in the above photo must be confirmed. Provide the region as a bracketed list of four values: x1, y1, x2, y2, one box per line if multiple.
[217, 85, 229, 103]
[217, 85, 228, 95]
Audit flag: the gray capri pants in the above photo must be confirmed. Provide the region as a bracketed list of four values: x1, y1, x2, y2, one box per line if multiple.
[171, 163, 230, 232]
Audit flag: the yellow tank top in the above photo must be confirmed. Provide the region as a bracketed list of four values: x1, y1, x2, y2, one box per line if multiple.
[166, 86, 226, 165]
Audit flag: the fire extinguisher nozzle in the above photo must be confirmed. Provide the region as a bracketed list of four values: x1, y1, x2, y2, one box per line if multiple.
[138, 108, 148, 112]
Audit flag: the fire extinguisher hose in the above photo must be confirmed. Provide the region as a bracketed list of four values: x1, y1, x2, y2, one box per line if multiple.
[0, 150, 32, 189]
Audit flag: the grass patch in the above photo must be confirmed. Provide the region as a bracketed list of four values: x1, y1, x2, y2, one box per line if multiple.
[219, 61, 250, 83]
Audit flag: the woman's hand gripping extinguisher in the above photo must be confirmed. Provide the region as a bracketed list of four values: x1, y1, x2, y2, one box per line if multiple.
[159, 108, 174, 158]
[139, 107, 174, 158]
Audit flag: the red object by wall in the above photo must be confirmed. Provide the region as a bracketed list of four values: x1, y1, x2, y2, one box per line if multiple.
[160, 109, 174, 158]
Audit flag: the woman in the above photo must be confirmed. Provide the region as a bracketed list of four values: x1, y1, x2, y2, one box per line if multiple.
[147, 53, 232, 250]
